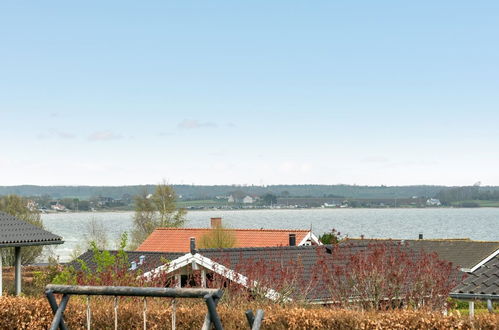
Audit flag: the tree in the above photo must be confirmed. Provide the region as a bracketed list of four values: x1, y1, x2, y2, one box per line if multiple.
[78, 200, 90, 211]
[198, 225, 237, 249]
[0, 195, 44, 265]
[261, 193, 277, 205]
[280, 191, 290, 197]
[82, 218, 109, 250]
[130, 182, 187, 248]
[319, 229, 344, 245]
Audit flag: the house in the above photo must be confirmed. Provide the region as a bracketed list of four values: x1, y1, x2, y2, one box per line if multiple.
[426, 198, 441, 206]
[75, 240, 456, 304]
[242, 196, 254, 204]
[342, 237, 499, 273]
[74, 250, 185, 274]
[136, 217, 321, 253]
[227, 191, 258, 204]
[50, 202, 66, 212]
[450, 251, 498, 314]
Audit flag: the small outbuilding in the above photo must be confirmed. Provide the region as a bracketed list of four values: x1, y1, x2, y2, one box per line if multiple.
[0, 211, 63, 295]
[450, 251, 498, 316]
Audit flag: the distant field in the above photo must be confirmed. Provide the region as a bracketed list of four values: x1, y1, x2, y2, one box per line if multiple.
[451, 200, 499, 207]
[177, 199, 229, 208]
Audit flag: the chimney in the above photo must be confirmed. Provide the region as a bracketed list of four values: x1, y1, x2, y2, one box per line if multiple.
[211, 217, 222, 228]
[190, 237, 197, 254]
[289, 233, 296, 246]
[418, 233, 423, 240]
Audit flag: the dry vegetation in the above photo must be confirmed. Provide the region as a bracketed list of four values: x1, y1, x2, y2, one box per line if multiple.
[0, 296, 498, 329]
[1, 242, 494, 329]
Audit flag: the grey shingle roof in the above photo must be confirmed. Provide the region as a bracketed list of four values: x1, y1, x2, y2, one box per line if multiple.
[0, 211, 63, 247]
[451, 253, 499, 299]
[197, 242, 439, 302]
[72, 242, 458, 303]
[70, 250, 184, 272]
[343, 238, 499, 270]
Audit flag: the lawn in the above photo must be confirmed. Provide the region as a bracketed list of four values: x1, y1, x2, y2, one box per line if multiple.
[451, 200, 499, 207]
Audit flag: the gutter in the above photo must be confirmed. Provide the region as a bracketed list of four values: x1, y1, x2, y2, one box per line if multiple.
[450, 293, 499, 301]
[0, 240, 64, 248]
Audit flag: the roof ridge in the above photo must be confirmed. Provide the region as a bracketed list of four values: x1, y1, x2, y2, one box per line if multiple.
[86, 249, 185, 255]
[198, 244, 325, 253]
[346, 238, 499, 243]
[155, 227, 310, 232]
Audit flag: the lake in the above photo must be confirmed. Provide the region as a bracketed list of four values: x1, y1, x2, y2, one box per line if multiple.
[42, 208, 499, 262]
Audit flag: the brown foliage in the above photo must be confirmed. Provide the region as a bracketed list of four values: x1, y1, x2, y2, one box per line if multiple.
[0, 296, 498, 329]
[317, 242, 463, 310]
[200, 243, 461, 309]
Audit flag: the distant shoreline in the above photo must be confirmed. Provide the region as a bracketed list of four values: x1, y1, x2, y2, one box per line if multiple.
[40, 205, 499, 216]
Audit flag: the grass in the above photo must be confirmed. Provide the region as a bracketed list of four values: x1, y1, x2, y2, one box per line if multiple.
[451, 200, 499, 207]
[176, 199, 229, 208]
[456, 308, 493, 316]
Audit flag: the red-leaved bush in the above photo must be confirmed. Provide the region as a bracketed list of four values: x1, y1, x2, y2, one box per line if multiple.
[193, 242, 462, 310]
[316, 242, 462, 310]
[57, 241, 462, 311]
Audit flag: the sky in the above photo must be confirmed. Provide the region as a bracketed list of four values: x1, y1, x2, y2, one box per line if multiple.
[1, 1, 498, 186]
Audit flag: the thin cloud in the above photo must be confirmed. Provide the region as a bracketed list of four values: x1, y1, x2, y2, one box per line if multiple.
[158, 131, 174, 137]
[56, 131, 76, 139]
[36, 129, 76, 140]
[361, 156, 390, 163]
[178, 119, 217, 129]
[88, 131, 122, 141]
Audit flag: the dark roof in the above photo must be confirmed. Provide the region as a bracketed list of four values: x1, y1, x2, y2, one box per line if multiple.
[0, 211, 63, 247]
[70, 250, 184, 272]
[198, 243, 373, 268]
[70, 241, 460, 303]
[196, 241, 438, 302]
[343, 238, 499, 270]
[451, 253, 499, 300]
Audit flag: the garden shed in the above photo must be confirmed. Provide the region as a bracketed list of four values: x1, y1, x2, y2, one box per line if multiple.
[450, 252, 499, 315]
[0, 211, 63, 295]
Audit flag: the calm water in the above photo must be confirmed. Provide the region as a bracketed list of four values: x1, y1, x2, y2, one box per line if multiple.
[42, 208, 499, 262]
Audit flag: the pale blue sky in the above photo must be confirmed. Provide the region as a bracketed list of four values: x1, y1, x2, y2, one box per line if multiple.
[1, 1, 498, 186]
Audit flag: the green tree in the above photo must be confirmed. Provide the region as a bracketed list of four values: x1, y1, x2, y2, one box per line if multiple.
[0, 195, 44, 265]
[130, 182, 187, 248]
[319, 229, 344, 245]
[78, 200, 90, 211]
[261, 193, 277, 205]
[198, 226, 237, 249]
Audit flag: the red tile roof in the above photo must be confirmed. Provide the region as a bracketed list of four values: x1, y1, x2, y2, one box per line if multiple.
[136, 228, 311, 252]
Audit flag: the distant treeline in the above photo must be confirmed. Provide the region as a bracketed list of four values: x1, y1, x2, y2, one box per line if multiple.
[0, 184, 486, 200]
[436, 186, 499, 205]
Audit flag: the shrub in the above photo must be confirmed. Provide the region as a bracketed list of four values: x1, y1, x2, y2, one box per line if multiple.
[317, 242, 462, 310]
[1, 296, 498, 329]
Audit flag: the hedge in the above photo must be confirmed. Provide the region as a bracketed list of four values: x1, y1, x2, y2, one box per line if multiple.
[0, 296, 497, 329]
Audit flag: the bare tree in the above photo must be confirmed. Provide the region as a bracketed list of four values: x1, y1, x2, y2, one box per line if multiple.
[130, 181, 186, 248]
[83, 217, 109, 250]
[198, 225, 237, 249]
